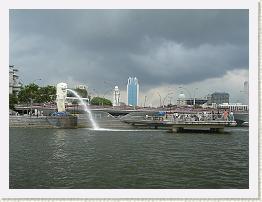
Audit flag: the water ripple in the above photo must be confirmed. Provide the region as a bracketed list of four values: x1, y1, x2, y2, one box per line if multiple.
[9, 127, 248, 189]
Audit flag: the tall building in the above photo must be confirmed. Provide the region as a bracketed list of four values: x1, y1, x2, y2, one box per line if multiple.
[9, 65, 22, 95]
[205, 94, 212, 105]
[113, 86, 120, 107]
[244, 81, 249, 93]
[74, 84, 88, 98]
[127, 77, 139, 106]
[211, 92, 229, 104]
[75, 84, 87, 90]
[243, 81, 249, 104]
[177, 91, 186, 106]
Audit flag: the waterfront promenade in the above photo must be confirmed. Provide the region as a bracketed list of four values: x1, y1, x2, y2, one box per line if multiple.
[10, 110, 237, 133]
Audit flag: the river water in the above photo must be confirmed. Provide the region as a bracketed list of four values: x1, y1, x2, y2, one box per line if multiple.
[9, 127, 248, 189]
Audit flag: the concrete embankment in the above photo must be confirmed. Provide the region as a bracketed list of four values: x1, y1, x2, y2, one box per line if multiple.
[9, 112, 131, 129]
[10, 116, 54, 128]
[9, 115, 77, 129]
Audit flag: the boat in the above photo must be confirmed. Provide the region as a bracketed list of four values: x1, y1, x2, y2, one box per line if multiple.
[241, 121, 249, 127]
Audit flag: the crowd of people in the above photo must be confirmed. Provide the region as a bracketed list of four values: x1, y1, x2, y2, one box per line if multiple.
[171, 109, 234, 122]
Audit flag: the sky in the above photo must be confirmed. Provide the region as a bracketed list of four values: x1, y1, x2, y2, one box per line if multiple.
[9, 9, 249, 106]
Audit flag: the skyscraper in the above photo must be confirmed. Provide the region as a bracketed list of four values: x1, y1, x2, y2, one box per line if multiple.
[127, 77, 139, 106]
[243, 81, 249, 104]
[244, 81, 249, 94]
[9, 65, 22, 95]
[211, 92, 230, 104]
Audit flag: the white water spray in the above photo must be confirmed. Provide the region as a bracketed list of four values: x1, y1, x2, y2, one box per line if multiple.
[67, 89, 99, 130]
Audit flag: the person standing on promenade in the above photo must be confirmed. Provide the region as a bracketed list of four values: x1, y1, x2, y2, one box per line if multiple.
[228, 111, 234, 121]
[223, 109, 229, 121]
[211, 110, 215, 120]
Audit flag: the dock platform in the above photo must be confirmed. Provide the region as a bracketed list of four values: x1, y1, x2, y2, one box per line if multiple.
[122, 119, 236, 133]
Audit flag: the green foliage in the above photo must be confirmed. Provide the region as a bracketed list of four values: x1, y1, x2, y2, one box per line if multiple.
[72, 100, 79, 104]
[67, 88, 88, 98]
[66, 88, 89, 104]
[9, 94, 18, 109]
[17, 84, 56, 104]
[18, 83, 39, 104]
[67, 90, 74, 97]
[36, 85, 56, 103]
[90, 97, 112, 106]
[74, 88, 88, 98]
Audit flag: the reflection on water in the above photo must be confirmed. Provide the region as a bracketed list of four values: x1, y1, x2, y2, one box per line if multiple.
[52, 130, 67, 161]
[88, 128, 163, 132]
[9, 127, 248, 189]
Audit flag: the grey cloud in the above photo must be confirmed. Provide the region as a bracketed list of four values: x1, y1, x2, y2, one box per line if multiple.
[128, 39, 248, 88]
[10, 9, 248, 98]
[10, 10, 248, 48]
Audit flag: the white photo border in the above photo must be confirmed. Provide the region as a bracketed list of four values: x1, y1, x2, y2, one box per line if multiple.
[0, 0, 259, 199]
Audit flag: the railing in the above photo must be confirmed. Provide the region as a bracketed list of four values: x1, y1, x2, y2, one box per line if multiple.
[172, 114, 223, 122]
[143, 113, 235, 123]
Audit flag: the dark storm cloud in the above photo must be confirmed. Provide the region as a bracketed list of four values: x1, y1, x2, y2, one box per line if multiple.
[10, 9, 248, 92]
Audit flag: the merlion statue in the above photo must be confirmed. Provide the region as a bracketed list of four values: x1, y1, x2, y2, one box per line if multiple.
[56, 83, 67, 112]
[113, 86, 120, 106]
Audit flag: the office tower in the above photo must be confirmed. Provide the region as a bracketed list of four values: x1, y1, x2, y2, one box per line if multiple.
[127, 77, 139, 106]
[244, 81, 249, 94]
[211, 92, 230, 104]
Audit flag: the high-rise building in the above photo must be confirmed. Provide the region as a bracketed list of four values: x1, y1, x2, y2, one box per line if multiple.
[211, 92, 229, 104]
[113, 86, 120, 107]
[205, 94, 212, 105]
[244, 81, 249, 93]
[75, 84, 87, 90]
[243, 81, 249, 104]
[9, 65, 22, 95]
[177, 91, 186, 106]
[127, 77, 139, 106]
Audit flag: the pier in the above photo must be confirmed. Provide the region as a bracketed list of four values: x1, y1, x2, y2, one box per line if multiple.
[122, 119, 235, 132]
[123, 119, 236, 133]
[167, 121, 235, 133]
[122, 113, 237, 133]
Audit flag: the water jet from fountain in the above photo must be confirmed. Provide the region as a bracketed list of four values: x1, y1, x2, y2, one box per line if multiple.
[67, 89, 99, 130]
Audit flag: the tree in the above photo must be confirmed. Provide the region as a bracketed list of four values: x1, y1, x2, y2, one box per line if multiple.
[67, 90, 75, 97]
[67, 88, 90, 104]
[17, 84, 56, 104]
[9, 94, 18, 109]
[18, 83, 39, 104]
[74, 88, 88, 98]
[91, 97, 112, 106]
[36, 85, 56, 103]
